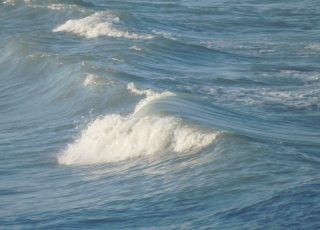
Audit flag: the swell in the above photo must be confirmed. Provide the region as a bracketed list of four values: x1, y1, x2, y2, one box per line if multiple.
[153, 95, 320, 147]
[0, 38, 111, 119]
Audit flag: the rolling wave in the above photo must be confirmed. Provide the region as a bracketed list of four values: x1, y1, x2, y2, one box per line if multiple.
[58, 83, 218, 165]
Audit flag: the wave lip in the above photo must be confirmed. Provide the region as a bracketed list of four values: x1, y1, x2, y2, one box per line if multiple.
[58, 83, 217, 165]
[53, 11, 154, 39]
[127, 82, 175, 113]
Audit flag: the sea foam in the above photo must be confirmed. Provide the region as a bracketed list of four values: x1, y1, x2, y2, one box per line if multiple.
[58, 83, 217, 165]
[53, 11, 154, 39]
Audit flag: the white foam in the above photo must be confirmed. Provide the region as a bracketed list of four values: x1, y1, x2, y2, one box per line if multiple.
[58, 83, 217, 165]
[53, 12, 154, 40]
[3, 0, 34, 5]
[2, 0, 17, 5]
[83, 74, 97, 86]
[29, 3, 87, 12]
[152, 30, 176, 40]
[47, 4, 69, 11]
[129, 45, 142, 51]
[111, 57, 124, 63]
[202, 85, 320, 109]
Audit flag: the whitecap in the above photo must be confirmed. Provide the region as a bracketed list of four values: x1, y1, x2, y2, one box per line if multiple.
[152, 30, 176, 40]
[2, 0, 17, 5]
[53, 11, 154, 40]
[58, 83, 217, 165]
[29, 3, 87, 13]
[3, 0, 34, 5]
[129, 45, 142, 51]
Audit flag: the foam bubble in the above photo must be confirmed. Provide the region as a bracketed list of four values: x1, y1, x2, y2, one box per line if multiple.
[58, 83, 217, 165]
[53, 12, 154, 40]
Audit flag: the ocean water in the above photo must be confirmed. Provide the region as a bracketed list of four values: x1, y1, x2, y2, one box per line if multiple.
[1, 0, 320, 229]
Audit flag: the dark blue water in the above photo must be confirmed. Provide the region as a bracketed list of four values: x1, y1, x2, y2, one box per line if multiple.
[1, 0, 320, 229]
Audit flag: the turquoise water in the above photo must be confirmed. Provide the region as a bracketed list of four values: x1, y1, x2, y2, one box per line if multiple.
[1, 0, 320, 229]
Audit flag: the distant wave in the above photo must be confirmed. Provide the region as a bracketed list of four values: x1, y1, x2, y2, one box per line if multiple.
[29, 3, 87, 13]
[53, 11, 154, 39]
[2, 0, 93, 7]
[58, 83, 218, 165]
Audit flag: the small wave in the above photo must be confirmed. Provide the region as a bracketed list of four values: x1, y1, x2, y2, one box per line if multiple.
[129, 45, 142, 51]
[152, 30, 176, 40]
[2, 0, 25, 5]
[29, 3, 87, 12]
[58, 83, 217, 165]
[111, 57, 124, 63]
[53, 11, 154, 39]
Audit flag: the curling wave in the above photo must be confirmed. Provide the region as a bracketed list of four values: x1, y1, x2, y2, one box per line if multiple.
[58, 83, 218, 165]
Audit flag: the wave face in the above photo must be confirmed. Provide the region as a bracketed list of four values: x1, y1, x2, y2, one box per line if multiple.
[1, 0, 320, 229]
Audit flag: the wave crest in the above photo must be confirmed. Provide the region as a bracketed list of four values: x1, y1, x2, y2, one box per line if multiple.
[58, 83, 217, 165]
[53, 11, 154, 39]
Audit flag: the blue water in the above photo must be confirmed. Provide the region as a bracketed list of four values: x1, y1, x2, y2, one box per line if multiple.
[1, 0, 320, 229]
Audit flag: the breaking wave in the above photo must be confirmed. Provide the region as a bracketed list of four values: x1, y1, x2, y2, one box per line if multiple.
[53, 11, 154, 39]
[58, 83, 218, 165]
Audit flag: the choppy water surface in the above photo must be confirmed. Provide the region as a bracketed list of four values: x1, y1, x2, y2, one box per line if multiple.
[1, 0, 320, 229]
